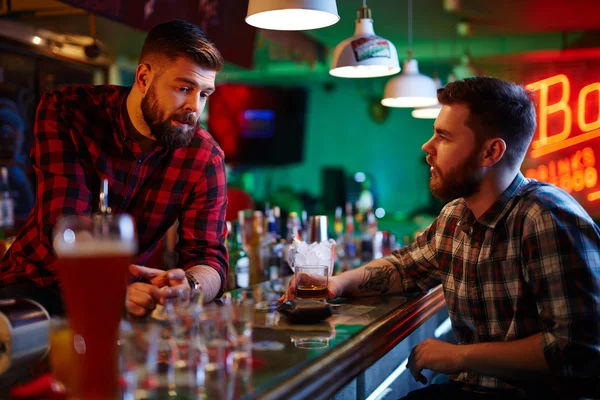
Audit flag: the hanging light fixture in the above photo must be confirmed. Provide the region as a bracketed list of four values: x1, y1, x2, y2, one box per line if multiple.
[411, 104, 441, 119]
[246, 0, 340, 31]
[449, 51, 481, 81]
[329, 0, 400, 78]
[411, 72, 442, 119]
[381, 0, 438, 108]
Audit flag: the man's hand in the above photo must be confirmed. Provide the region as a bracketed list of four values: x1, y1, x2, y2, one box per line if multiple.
[128, 264, 190, 304]
[278, 274, 344, 303]
[407, 338, 466, 384]
[126, 282, 164, 317]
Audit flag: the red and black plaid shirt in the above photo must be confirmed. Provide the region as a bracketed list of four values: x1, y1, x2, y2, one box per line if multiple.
[385, 173, 600, 392]
[0, 85, 229, 294]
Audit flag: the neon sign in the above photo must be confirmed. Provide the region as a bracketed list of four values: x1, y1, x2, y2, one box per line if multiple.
[524, 73, 600, 204]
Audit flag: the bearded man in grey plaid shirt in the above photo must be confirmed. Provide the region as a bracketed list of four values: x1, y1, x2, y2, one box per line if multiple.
[282, 77, 600, 399]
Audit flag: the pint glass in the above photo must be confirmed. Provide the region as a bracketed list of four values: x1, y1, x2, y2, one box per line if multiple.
[53, 213, 137, 399]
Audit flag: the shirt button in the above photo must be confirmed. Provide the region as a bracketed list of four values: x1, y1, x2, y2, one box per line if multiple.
[137, 159, 143, 165]
[124, 197, 128, 202]
[473, 242, 480, 248]
[469, 281, 476, 288]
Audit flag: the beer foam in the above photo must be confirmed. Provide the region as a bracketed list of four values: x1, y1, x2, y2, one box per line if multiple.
[54, 239, 137, 257]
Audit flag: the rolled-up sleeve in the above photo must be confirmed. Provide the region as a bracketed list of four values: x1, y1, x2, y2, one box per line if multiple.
[522, 207, 600, 377]
[176, 154, 229, 296]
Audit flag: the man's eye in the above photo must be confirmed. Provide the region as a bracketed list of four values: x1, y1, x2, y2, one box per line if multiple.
[179, 87, 190, 93]
[200, 92, 211, 98]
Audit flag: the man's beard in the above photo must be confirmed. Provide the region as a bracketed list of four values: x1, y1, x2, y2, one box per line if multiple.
[428, 150, 484, 202]
[141, 83, 196, 150]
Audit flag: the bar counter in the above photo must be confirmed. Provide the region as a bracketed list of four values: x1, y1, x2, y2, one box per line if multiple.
[226, 279, 447, 399]
[0, 279, 449, 400]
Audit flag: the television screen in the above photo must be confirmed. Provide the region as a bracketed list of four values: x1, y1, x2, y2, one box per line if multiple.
[207, 84, 307, 166]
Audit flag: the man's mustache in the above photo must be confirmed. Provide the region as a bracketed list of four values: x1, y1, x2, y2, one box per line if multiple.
[173, 113, 197, 125]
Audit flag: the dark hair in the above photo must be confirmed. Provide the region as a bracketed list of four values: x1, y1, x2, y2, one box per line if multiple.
[437, 77, 536, 167]
[140, 20, 224, 72]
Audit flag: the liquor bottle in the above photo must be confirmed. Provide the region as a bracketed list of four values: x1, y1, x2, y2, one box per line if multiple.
[342, 203, 357, 271]
[228, 221, 249, 289]
[299, 210, 309, 242]
[0, 167, 14, 230]
[248, 211, 263, 286]
[333, 206, 343, 239]
[261, 209, 283, 281]
[272, 206, 282, 240]
[360, 209, 377, 262]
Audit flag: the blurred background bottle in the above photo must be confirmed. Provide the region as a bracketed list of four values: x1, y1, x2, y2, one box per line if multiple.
[261, 208, 285, 281]
[248, 210, 263, 286]
[0, 167, 14, 231]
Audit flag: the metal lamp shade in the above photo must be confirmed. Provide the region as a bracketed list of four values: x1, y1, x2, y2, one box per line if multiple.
[246, 0, 340, 31]
[330, 20, 400, 78]
[381, 59, 438, 108]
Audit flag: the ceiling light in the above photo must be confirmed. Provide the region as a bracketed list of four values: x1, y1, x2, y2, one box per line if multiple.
[411, 73, 442, 118]
[449, 51, 481, 81]
[411, 104, 441, 119]
[382, 59, 438, 107]
[381, 0, 437, 108]
[32, 36, 42, 45]
[329, 1, 400, 78]
[246, 0, 340, 31]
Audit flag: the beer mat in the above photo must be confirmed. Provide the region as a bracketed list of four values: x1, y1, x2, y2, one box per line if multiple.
[278, 320, 333, 335]
[255, 315, 333, 332]
[329, 304, 375, 317]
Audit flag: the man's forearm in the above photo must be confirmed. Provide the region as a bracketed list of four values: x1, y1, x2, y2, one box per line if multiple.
[461, 332, 550, 380]
[186, 265, 222, 303]
[333, 258, 404, 297]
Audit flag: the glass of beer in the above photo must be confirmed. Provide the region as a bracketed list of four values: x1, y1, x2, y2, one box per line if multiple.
[295, 265, 329, 301]
[53, 213, 137, 399]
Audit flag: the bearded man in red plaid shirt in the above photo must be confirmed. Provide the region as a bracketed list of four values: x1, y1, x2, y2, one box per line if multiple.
[0, 20, 229, 316]
[282, 77, 600, 399]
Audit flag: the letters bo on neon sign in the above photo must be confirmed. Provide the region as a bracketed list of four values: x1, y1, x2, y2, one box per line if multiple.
[524, 72, 600, 209]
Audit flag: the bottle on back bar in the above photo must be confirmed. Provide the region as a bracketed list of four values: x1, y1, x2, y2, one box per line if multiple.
[0, 167, 14, 230]
[228, 221, 249, 289]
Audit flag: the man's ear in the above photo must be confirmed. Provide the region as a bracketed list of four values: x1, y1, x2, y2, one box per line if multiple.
[481, 137, 506, 167]
[135, 63, 152, 94]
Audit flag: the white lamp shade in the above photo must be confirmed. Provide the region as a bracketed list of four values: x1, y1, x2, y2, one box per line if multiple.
[330, 19, 400, 78]
[449, 53, 481, 81]
[381, 59, 438, 108]
[411, 104, 442, 119]
[246, 0, 339, 31]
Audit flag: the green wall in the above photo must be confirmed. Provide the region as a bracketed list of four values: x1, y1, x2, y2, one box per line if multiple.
[240, 78, 436, 216]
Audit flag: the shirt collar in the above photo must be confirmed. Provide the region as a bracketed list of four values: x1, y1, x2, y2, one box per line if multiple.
[456, 172, 529, 232]
[477, 172, 529, 228]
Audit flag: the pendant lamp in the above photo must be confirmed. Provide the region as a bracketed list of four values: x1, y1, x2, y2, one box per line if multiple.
[381, 0, 437, 108]
[411, 73, 443, 119]
[329, 0, 400, 78]
[246, 0, 340, 31]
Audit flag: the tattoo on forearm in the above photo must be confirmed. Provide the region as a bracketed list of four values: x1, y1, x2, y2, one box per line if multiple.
[358, 265, 396, 294]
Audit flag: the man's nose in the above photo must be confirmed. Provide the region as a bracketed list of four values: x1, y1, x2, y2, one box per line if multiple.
[422, 136, 435, 155]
